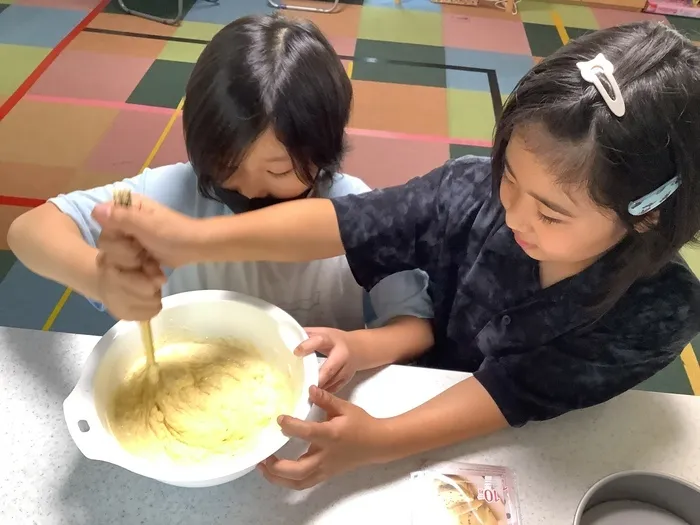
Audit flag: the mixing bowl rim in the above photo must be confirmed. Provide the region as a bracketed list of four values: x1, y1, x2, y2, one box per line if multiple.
[64, 289, 319, 484]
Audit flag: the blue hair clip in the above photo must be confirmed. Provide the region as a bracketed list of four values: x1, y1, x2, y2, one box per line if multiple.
[628, 175, 681, 216]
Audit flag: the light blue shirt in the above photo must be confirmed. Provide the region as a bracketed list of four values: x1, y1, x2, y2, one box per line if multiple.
[50, 163, 433, 330]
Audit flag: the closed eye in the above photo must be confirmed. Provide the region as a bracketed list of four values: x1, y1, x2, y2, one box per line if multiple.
[268, 169, 294, 177]
[538, 213, 562, 225]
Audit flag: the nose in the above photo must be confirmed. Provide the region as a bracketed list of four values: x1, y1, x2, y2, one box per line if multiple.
[503, 186, 530, 233]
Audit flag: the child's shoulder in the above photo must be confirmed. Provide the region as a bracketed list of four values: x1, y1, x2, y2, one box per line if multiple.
[138, 162, 225, 218]
[617, 255, 700, 335]
[319, 173, 371, 198]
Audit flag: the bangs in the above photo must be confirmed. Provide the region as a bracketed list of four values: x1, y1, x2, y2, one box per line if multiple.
[514, 121, 597, 191]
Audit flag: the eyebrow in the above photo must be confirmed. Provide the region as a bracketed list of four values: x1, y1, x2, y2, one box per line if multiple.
[504, 157, 575, 218]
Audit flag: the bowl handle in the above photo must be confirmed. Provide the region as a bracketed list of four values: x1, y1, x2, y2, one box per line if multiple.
[63, 387, 108, 461]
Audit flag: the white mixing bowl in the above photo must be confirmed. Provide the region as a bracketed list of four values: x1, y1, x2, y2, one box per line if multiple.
[63, 290, 318, 488]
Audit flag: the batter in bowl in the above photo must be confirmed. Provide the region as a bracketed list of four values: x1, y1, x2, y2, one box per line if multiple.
[109, 340, 295, 464]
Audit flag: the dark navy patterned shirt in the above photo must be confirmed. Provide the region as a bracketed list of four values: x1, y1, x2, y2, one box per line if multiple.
[332, 156, 700, 426]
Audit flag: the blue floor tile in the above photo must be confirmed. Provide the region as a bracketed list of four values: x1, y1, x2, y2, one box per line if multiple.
[50, 291, 115, 336]
[0, 5, 87, 48]
[0, 262, 66, 330]
[445, 48, 535, 95]
[184, 0, 272, 24]
[445, 69, 491, 93]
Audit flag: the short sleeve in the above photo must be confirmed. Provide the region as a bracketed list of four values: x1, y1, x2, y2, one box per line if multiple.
[49, 163, 199, 248]
[366, 270, 434, 328]
[331, 165, 447, 290]
[474, 272, 700, 426]
[49, 176, 145, 248]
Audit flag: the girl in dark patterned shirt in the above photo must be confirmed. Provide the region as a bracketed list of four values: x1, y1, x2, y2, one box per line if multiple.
[91, 22, 700, 489]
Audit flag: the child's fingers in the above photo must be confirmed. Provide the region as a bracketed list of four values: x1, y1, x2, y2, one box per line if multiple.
[294, 334, 333, 357]
[107, 266, 163, 299]
[318, 353, 344, 388]
[97, 235, 143, 270]
[141, 258, 167, 284]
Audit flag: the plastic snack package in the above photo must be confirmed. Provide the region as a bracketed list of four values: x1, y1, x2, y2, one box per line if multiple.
[410, 461, 522, 525]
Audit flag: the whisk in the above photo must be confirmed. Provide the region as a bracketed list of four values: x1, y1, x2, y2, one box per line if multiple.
[112, 187, 159, 382]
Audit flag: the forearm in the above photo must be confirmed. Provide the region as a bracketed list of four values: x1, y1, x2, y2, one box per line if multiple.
[201, 199, 345, 263]
[377, 377, 508, 463]
[345, 316, 433, 370]
[7, 204, 102, 301]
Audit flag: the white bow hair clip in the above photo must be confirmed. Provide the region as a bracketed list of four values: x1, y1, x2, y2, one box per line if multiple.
[577, 53, 626, 117]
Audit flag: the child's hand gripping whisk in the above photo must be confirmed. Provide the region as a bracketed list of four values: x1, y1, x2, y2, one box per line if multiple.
[112, 188, 160, 383]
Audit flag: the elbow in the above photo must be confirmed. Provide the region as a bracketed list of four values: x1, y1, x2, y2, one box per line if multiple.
[7, 206, 46, 263]
[6, 211, 29, 255]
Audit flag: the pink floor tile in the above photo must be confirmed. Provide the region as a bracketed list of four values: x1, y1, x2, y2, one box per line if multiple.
[83, 110, 173, 177]
[328, 36, 356, 58]
[342, 133, 449, 189]
[443, 14, 532, 55]
[151, 115, 188, 168]
[29, 50, 155, 102]
[591, 7, 668, 29]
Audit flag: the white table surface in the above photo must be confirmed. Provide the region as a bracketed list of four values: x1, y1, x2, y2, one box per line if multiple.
[2, 326, 700, 525]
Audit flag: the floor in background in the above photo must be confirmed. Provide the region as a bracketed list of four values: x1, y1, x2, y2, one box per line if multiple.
[0, 0, 698, 395]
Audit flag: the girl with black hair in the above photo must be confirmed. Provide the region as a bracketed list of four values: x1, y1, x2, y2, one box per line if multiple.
[8, 15, 434, 362]
[66, 22, 700, 488]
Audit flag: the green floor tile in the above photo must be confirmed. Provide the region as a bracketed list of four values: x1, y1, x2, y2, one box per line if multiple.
[666, 15, 700, 41]
[450, 144, 491, 159]
[0, 44, 50, 95]
[0, 250, 17, 284]
[552, 4, 599, 30]
[159, 42, 205, 63]
[524, 23, 563, 58]
[175, 20, 223, 40]
[519, 1, 598, 29]
[358, 6, 442, 47]
[636, 357, 694, 395]
[104, 0, 197, 19]
[159, 21, 221, 63]
[567, 27, 595, 42]
[681, 245, 700, 278]
[355, 38, 445, 64]
[518, 0, 556, 25]
[353, 39, 446, 88]
[127, 59, 194, 109]
[447, 90, 496, 142]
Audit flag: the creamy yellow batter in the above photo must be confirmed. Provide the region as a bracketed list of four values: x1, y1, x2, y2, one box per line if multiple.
[108, 341, 295, 464]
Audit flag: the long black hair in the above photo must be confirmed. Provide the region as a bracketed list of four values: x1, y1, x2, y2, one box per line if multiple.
[492, 21, 700, 313]
[182, 14, 352, 200]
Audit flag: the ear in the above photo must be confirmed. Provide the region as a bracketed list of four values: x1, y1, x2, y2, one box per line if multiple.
[633, 211, 659, 233]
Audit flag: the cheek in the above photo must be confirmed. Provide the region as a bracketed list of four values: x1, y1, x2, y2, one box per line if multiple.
[499, 181, 511, 208]
[267, 175, 310, 198]
[537, 222, 624, 261]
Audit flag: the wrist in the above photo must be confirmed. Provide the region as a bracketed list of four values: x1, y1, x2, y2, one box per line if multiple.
[70, 249, 103, 303]
[371, 416, 405, 465]
[343, 330, 382, 371]
[190, 216, 226, 264]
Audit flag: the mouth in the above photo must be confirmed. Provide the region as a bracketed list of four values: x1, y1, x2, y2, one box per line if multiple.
[513, 232, 535, 250]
